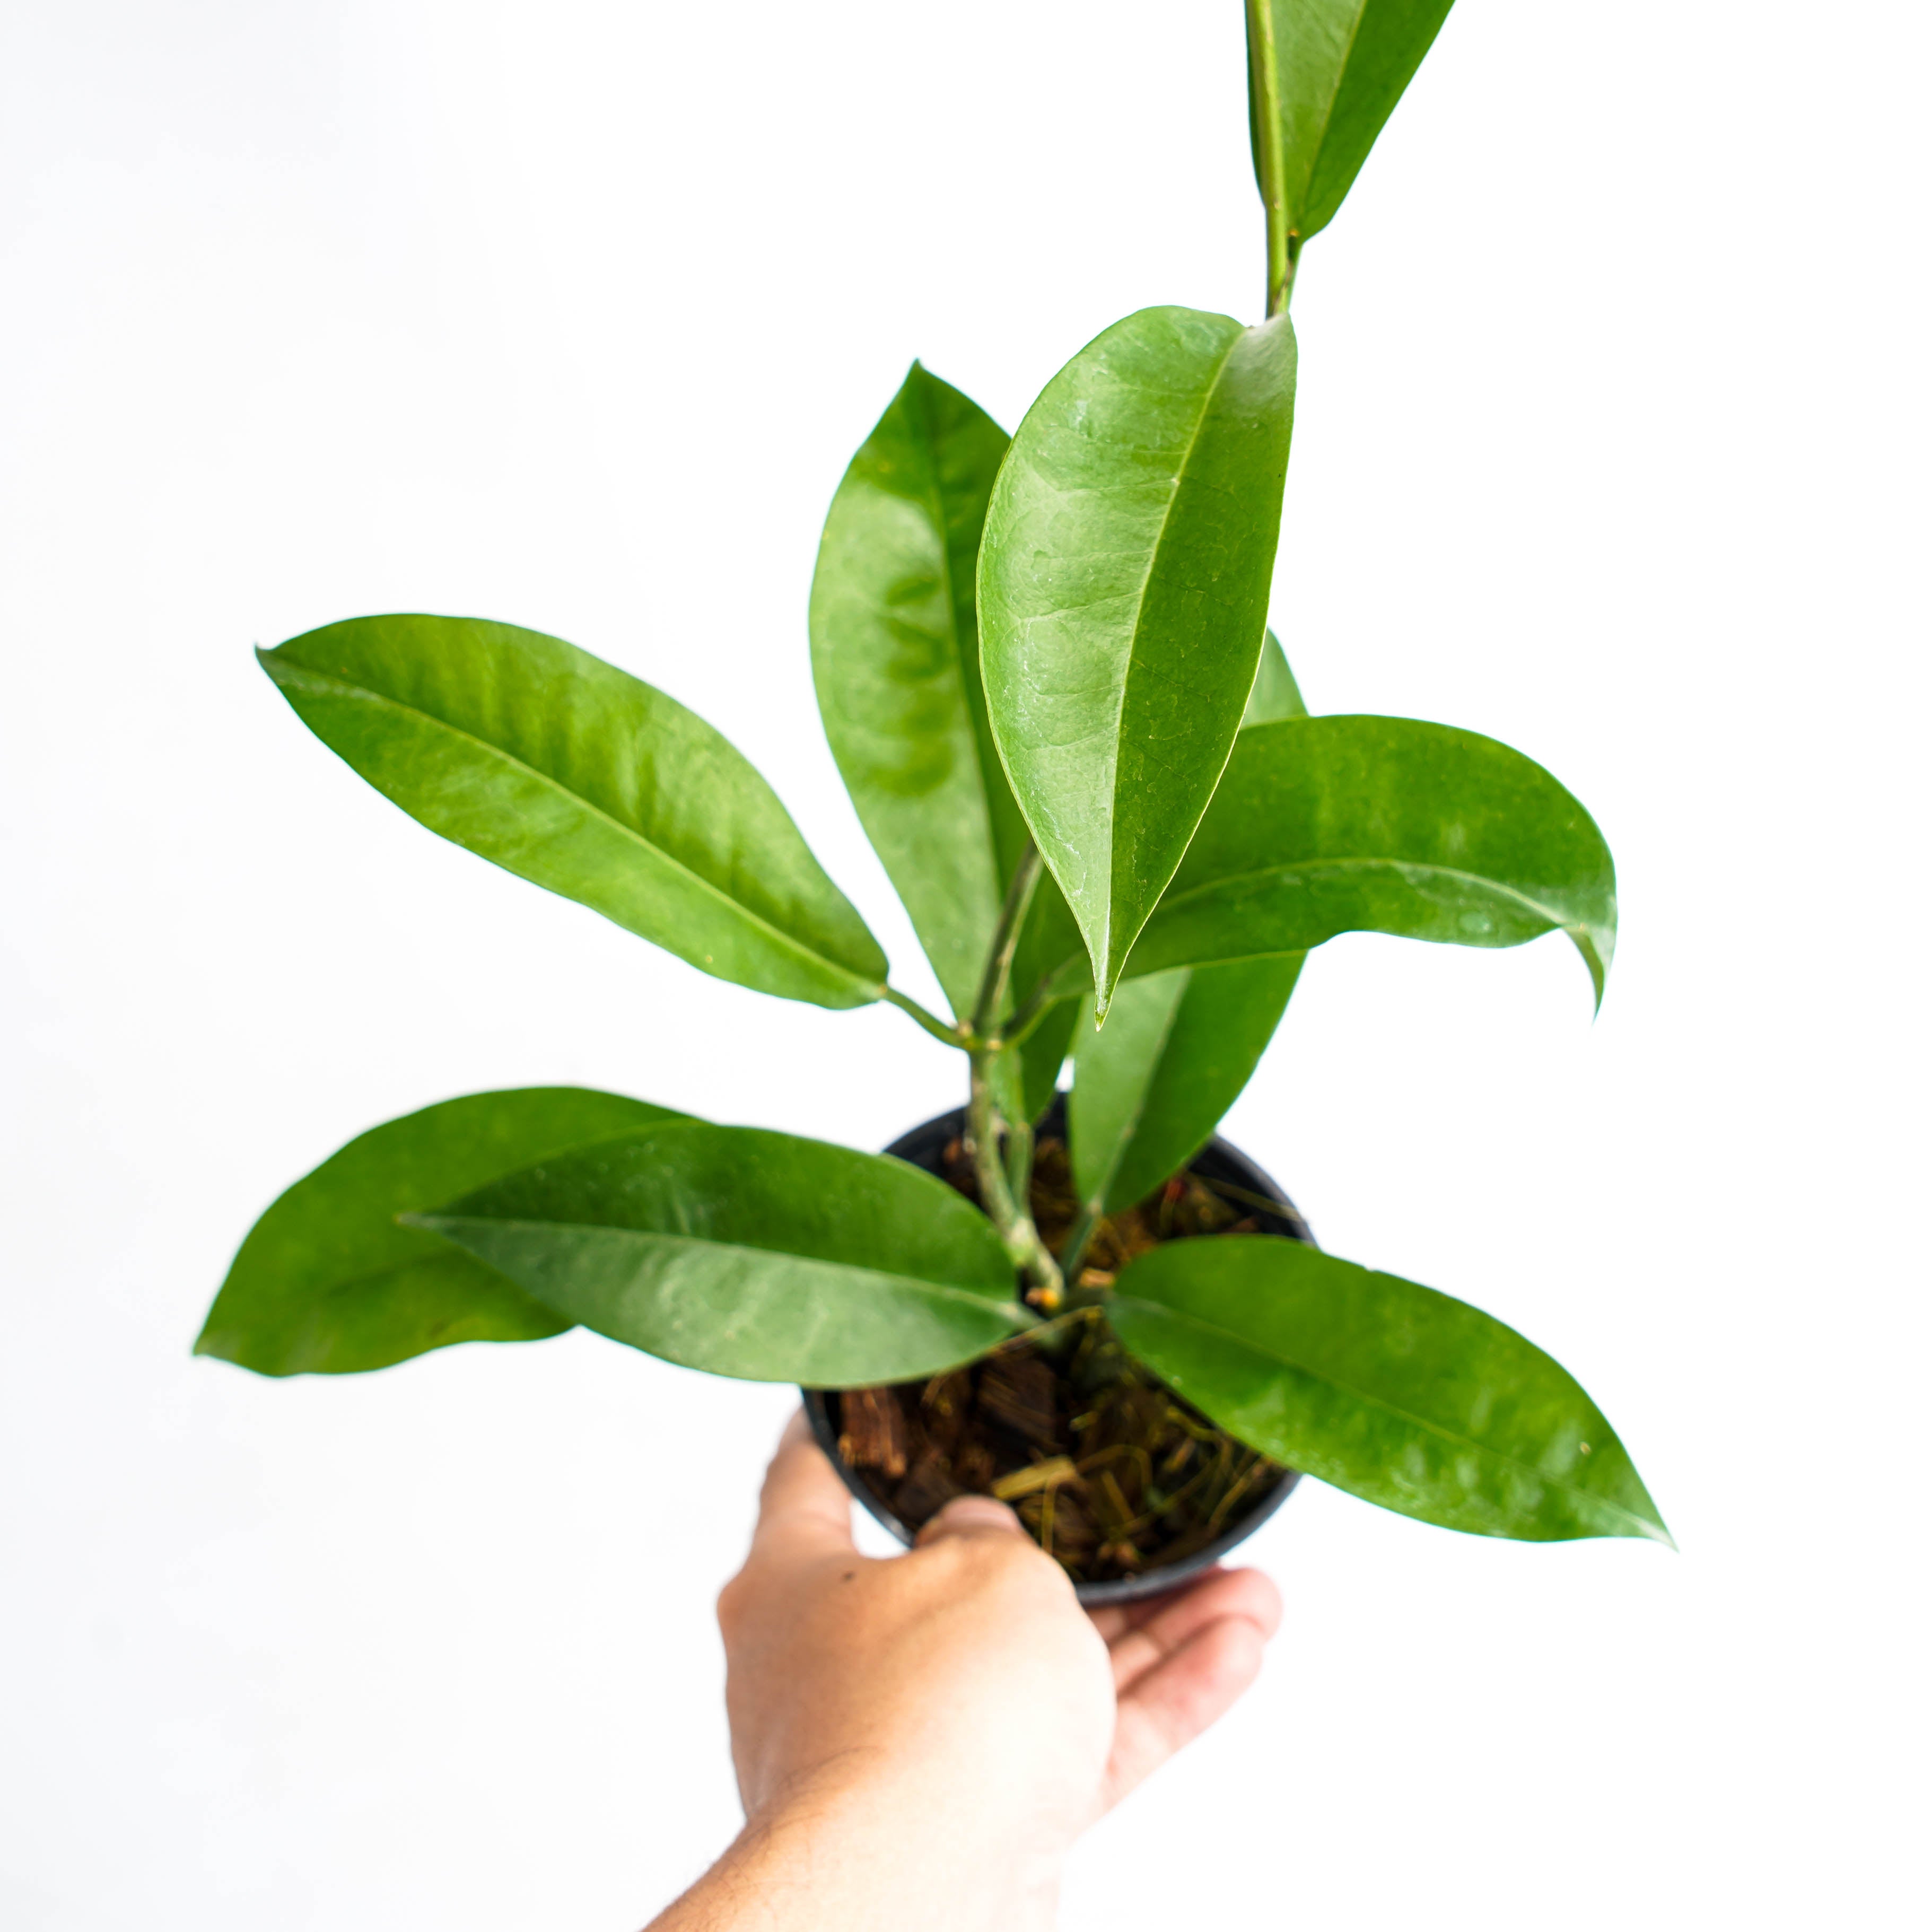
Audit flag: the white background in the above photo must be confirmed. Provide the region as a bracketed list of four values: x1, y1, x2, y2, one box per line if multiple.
[3, 2, 1927, 1926]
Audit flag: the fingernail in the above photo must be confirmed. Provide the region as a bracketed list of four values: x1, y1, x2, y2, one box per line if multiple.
[917, 1495, 1023, 1541]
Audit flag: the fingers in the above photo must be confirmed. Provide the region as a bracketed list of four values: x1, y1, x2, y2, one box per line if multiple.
[1098, 1567, 1282, 1694]
[1090, 1568, 1280, 1814]
[748, 1408, 856, 1560]
[1101, 1607, 1271, 1812]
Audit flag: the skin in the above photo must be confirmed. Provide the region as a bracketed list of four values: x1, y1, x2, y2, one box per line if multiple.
[647, 1411, 1283, 1931]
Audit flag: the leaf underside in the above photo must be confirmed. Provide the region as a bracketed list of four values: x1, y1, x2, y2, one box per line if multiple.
[1242, 628, 1309, 727]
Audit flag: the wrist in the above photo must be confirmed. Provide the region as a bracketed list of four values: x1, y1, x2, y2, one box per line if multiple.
[716, 1764, 1062, 1932]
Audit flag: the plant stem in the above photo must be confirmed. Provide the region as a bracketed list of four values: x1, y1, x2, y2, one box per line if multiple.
[1059, 1197, 1101, 1283]
[987, 972, 1065, 1054]
[964, 845, 1063, 1308]
[967, 1045, 1063, 1306]
[972, 846, 1044, 1038]
[1003, 1113, 1035, 1204]
[880, 985, 971, 1049]
[1244, 0, 1299, 318]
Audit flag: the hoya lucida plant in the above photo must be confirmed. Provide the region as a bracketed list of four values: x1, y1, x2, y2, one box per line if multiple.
[198, 1, 1668, 1589]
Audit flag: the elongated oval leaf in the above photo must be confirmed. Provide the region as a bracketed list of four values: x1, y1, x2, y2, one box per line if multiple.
[261, 616, 888, 1009]
[408, 1121, 1029, 1386]
[1247, 0, 1456, 247]
[809, 364, 1024, 1018]
[1109, 715, 1615, 1004]
[1112, 1236, 1668, 1543]
[1070, 955, 1304, 1218]
[980, 305, 1298, 1015]
[1242, 628, 1309, 727]
[196, 1087, 684, 1376]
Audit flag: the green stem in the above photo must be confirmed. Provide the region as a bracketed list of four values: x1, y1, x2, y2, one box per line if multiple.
[967, 1046, 1062, 1305]
[964, 845, 1063, 1307]
[1244, 0, 1299, 317]
[1004, 1114, 1035, 1206]
[987, 972, 1067, 1054]
[880, 985, 972, 1049]
[1059, 1197, 1102, 1283]
[972, 846, 1044, 1038]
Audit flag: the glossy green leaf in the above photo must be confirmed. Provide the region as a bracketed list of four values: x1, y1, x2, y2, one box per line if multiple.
[805, 368, 1081, 1076]
[1070, 955, 1303, 1218]
[979, 305, 1298, 1016]
[1094, 715, 1615, 1006]
[1012, 996, 1082, 1128]
[1062, 628, 1311, 1209]
[1242, 628, 1308, 727]
[196, 1088, 684, 1376]
[809, 365, 1022, 1019]
[408, 1121, 1029, 1386]
[260, 615, 888, 1009]
[1246, 0, 1456, 248]
[1112, 1236, 1668, 1543]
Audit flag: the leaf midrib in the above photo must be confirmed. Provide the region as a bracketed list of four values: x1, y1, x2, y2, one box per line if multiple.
[1095, 321, 1251, 979]
[269, 655, 881, 997]
[1113, 1287, 1659, 1538]
[1152, 853, 1602, 934]
[416, 1215, 1031, 1326]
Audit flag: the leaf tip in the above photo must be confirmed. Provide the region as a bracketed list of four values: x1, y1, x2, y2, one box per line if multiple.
[1568, 926, 1611, 1016]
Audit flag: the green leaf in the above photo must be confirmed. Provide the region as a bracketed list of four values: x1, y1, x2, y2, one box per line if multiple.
[809, 364, 1024, 1019]
[1246, 0, 1457, 247]
[260, 615, 888, 1009]
[979, 305, 1298, 1016]
[805, 365, 1083, 1090]
[1115, 715, 1616, 1007]
[1013, 996, 1082, 1127]
[1112, 1236, 1668, 1544]
[408, 1121, 1029, 1386]
[1070, 956, 1303, 1218]
[196, 1088, 685, 1376]
[1242, 628, 1309, 726]
[1057, 632, 1313, 1190]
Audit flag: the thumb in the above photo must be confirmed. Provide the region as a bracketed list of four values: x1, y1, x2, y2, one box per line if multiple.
[749, 1409, 857, 1560]
[915, 1493, 1029, 1545]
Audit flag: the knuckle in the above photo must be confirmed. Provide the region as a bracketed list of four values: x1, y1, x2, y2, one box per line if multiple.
[715, 1567, 753, 1636]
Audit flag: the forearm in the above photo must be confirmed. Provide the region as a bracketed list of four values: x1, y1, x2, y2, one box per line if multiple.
[647, 1779, 1059, 1932]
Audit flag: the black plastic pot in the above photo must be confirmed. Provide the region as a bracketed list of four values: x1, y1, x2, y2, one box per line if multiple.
[803, 1097, 1314, 1607]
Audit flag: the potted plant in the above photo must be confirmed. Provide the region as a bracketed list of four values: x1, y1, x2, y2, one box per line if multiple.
[197, 0, 1668, 1602]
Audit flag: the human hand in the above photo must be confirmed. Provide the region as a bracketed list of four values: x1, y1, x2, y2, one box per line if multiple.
[652, 1410, 1281, 1932]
